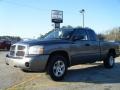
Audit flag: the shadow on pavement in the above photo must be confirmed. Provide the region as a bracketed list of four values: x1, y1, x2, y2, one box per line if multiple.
[63, 63, 120, 84]
[23, 62, 120, 84]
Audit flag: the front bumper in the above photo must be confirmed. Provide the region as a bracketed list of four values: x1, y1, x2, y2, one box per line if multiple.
[5, 55, 49, 71]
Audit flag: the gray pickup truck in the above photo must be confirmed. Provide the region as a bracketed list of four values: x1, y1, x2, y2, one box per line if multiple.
[6, 28, 120, 81]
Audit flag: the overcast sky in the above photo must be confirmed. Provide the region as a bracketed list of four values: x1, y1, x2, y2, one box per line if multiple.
[0, 0, 120, 38]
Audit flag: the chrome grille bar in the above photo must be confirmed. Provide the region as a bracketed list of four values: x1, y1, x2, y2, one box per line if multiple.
[9, 44, 28, 58]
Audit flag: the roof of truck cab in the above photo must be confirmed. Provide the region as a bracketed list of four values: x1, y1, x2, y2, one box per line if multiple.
[74, 27, 94, 31]
[55, 27, 95, 32]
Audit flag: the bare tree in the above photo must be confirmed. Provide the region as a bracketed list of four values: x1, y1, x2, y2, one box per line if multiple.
[105, 27, 120, 41]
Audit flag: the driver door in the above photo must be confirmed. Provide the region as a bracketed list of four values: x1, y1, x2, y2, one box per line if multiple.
[71, 29, 92, 65]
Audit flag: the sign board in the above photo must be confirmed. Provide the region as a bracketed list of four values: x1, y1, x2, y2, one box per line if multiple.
[51, 10, 63, 23]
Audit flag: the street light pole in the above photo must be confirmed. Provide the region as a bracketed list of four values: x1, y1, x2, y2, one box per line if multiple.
[80, 9, 85, 28]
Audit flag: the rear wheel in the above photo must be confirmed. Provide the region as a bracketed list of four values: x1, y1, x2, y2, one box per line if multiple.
[47, 55, 68, 81]
[104, 53, 115, 68]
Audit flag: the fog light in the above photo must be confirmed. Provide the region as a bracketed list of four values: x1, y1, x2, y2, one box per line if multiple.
[25, 62, 29, 67]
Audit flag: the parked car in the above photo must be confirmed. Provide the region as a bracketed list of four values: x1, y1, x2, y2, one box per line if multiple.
[0, 40, 11, 50]
[5, 28, 120, 81]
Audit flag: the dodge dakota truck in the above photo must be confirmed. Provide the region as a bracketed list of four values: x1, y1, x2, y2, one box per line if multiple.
[5, 28, 120, 81]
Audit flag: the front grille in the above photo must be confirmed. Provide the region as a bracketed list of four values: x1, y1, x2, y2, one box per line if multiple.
[18, 46, 25, 50]
[16, 51, 25, 56]
[10, 45, 15, 51]
[10, 51, 15, 56]
[9, 44, 27, 57]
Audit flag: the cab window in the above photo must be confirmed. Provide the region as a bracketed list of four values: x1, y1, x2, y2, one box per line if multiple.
[73, 29, 88, 41]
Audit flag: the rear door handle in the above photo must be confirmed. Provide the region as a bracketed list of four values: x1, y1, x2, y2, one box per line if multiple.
[85, 44, 90, 46]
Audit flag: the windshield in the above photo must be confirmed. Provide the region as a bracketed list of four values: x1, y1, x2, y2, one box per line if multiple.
[43, 29, 74, 40]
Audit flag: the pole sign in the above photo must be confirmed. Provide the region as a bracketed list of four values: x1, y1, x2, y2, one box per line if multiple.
[55, 23, 60, 28]
[51, 10, 63, 23]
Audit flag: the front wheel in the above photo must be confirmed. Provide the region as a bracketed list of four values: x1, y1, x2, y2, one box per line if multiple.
[104, 53, 115, 68]
[47, 55, 68, 81]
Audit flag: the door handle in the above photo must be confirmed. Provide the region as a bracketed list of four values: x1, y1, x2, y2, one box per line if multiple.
[85, 44, 90, 46]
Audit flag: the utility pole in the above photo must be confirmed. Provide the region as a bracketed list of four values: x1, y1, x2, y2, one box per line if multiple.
[80, 9, 85, 28]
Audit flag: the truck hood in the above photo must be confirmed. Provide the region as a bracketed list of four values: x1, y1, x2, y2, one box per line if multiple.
[18, 39, 72, 46]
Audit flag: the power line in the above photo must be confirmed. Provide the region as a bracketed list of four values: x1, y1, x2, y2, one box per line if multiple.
[2, 0, 78, 14]
[2, 0, 46, 11]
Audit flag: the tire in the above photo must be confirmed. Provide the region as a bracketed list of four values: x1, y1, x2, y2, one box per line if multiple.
[104, 53, 115, 68]
[47, 55, 68, 81]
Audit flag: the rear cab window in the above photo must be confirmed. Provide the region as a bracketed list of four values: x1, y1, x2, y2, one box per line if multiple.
[72, 28, 88, 41]
[86, 29, 98, 41]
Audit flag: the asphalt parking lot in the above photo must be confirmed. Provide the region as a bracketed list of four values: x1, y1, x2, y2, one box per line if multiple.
[0, 51, 120, 90]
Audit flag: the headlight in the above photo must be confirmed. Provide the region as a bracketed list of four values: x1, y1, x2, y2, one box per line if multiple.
[28, 45, 44, 55]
